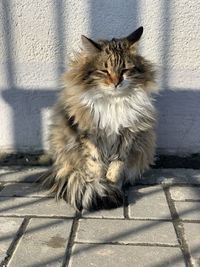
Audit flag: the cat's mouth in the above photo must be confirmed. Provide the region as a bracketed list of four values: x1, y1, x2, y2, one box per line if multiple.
[102, 81, 131, 94]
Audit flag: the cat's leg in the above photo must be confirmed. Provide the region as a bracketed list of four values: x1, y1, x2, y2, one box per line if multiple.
[48, 131, 122, 210]
[70, 139, 123, 210]
[106, 160, 125, 187]
[40, 109, 80, 189]
[81, 139, 105, 179]
[125, 129, 155, 185]
[105, 130, 133, 187]
[52, 136, 105, 190]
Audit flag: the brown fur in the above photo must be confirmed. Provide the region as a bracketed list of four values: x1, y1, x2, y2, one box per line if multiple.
[41, 27, 158, 210]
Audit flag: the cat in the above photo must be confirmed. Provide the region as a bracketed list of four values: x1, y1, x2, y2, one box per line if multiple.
[41, 26, 157, 211]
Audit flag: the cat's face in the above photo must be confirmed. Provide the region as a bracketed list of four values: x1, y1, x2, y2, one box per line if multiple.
[69, 27, 155, 96]
[87, 45, 138, 93]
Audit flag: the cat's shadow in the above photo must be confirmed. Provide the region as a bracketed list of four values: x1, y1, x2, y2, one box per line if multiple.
[81, 183, 144, 217]
[123, 182, 144, 205]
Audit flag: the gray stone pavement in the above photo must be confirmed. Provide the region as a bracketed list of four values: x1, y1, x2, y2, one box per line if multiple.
[0, 167, 200, 267]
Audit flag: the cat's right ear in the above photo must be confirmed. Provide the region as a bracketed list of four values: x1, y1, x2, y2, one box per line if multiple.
[127, 26, 144, 44]
[81, 35, 101, 54]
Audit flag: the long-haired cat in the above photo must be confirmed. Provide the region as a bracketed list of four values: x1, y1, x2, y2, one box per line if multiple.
[42, 26, 157, 211]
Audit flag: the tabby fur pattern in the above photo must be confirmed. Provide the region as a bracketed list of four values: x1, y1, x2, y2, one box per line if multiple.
[41, 26, 158, 210]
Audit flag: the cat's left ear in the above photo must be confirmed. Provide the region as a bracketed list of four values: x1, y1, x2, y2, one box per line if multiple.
[126, 26, 143, 45]
[81, 35, 101, 54]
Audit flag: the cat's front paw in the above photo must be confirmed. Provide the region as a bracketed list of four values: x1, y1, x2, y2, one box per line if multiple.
[106, 160, 124, 186]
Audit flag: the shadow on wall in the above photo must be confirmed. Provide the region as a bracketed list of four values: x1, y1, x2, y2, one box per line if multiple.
[88, 0, 200, 155]
[1, 0, 200, 154]
[156, 89, 200, 154]
[2, 89, 57, 151]
[0, 0, 64, 151]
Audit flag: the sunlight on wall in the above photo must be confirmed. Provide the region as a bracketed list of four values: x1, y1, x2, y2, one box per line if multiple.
[0, 0, 199, 153]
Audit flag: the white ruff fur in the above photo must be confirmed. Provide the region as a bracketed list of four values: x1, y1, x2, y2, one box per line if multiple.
[81, 87, 155, 135]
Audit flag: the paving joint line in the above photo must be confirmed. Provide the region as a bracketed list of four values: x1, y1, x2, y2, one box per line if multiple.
[0, 214, 179, 222]
[74, 241, 180, 248]
[0, 215, 76, 219]
[123, 189, 129, 219]
[163, 186, 193, 267]
[170, 184, 200, 188]
[173, 200, 200, 203]
[137, 182, 200, 186]
[178, 220, 200, 223]
[78, 217, 173, 222]
[62, 211, 81, 267]
[1, 217, 30, 267]
[0, 185, 4, 193]
[0, 181, 37, 184]
[0, 214, 199, 223]
[0, 196, 54, 199]
[0, 181, 35, 185]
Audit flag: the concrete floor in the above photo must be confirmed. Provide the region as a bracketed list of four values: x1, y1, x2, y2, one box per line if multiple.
[0, 167, 200, 267]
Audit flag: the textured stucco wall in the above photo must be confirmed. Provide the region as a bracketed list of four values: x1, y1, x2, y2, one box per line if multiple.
[0, 0, 200, 154]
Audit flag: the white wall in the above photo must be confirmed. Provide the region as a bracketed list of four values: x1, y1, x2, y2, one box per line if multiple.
[0, 0, 199, 154]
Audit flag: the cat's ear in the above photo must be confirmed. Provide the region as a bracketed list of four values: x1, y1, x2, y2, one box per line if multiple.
[126, 26, 143, 45]
[81, 35, 101, 54]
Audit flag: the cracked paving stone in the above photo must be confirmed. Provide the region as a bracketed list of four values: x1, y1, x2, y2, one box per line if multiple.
[128, 185, 172, 220]
[82, 206, 124, 219]
[0, 197, 75, 217]
[75, 219, 178, 245]
[141, 169, 200, 185]
[0, 217, 23, 263]
[0, 167, 48, 182]
[8, 218, 73, 267]
[174, 202, 200, 220]
[183, 223, 200, 267]
[169, 186, 200, 201]
[69, 244, 186, 267]
[141, 169, 188, 185]
[0, 183, 51, 198]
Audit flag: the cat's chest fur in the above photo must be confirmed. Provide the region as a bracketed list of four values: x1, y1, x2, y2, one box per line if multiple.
[81, 90, 154, 135]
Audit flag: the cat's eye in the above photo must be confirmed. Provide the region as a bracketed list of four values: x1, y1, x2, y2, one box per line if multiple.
[122, 66, 140, 75]
[122, 68, 129, 73]
[99, 69, 109, 75]
[121, 68, 132, 74]
[99, 69, 109, 74]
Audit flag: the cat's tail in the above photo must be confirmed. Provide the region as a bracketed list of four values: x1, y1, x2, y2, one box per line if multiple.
[40, 169, 123, 211]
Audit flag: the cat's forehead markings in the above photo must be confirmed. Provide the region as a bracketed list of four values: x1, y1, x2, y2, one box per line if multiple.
[100, 42, 128, 69]
[104, 47, 110, 54]
[102, 53, 124, 71]
[104, 54, 114, 66]
[107, 54, 118, 69]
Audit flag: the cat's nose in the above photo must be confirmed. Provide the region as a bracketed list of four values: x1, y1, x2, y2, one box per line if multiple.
[111, 74, 123, 88]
